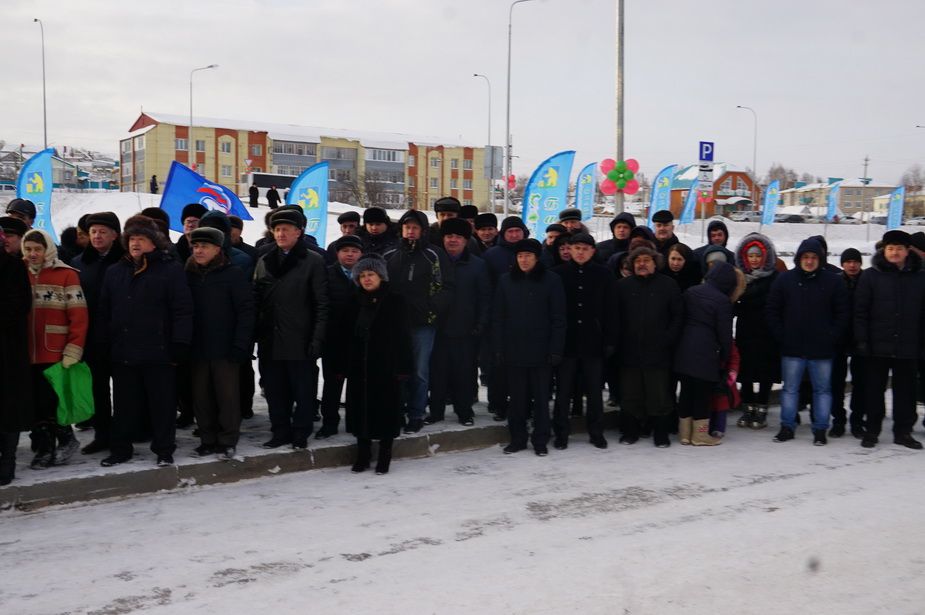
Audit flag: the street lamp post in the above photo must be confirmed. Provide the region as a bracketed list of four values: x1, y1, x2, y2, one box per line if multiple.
[473, 73, 493, 212]
[33, 18, 47, 149]
[189, 64, 219, 174]
[615, 0, 625, 213]
[504, 0, 536, 217]
[736, 105, 758, 208]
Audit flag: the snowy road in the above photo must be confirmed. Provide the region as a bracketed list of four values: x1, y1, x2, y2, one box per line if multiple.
[1, 428, 923, 615]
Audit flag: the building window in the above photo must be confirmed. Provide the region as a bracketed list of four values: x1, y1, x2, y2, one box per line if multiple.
[430, 178, 439, 189]
[221, 165, 232, 177]
[450, 158, 458, 169]
[175, 138, 188, 151]
[134, 136, 145, 150]
[463, 179, 472, 190]
[720, 178, 732, 193]
[464, 199, 472, 207]
[463, 159, 473, 170]
[321, 147, 357, 161]
[220, 141, 232, 154]
[193, 140, 204, 152]
[450, 179, 458, 189]
[430, 157, 441, 168]
[121, 140, 131, 154]
[250, 144, 262, 156]
[408, 177, 415, 187]
[365, 149, 405, 163]
[408, 155, 415, 167]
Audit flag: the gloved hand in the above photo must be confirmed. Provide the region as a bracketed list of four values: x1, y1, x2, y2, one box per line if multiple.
[170, 343, 190, 365]
[62, 355, 79, 369]
[230, 347, 253, 364]
[548, 354, 562, 367]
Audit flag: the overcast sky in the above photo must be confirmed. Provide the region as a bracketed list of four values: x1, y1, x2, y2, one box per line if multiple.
[3, 0, 924, 185]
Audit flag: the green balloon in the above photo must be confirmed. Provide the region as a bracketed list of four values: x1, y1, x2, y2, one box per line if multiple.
[616, 178, 627, 189]
[623, 170, 634, 181]
[607, 169, 620, 182]
[616, 160, 628, 172]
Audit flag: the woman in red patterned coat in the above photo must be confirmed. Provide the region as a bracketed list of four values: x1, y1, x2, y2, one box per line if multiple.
[22, 228, 88, 469]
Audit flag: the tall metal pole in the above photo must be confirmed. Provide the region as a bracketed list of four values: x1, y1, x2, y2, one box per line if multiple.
[34, 19, 47, 149]
[189, 64, 218, 175]
[505, 0, 536, 218]
[474, 73, 493, 212]
[615, 0, 625, 213]
[736, 105, 758, 210]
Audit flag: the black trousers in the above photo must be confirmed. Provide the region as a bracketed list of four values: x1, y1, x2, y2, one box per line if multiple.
[865, 356, 918, 437]
[240, 359, 255, 416]
[111, 363, 177, 458]
[429, 334, 477, 421]
[87, 357, 113, 444]
[832, 353, 866, 430]
[263, 359, 315, 440]
[29, 364, 59, 454]
[554, 357, 604, 439]
[319, 357, 344, 430]
[506, 365, 551, 447]
[191, 359, 241, 447]
[487, 359, 508, 418]
[619, 367, 673, 418]
[740, 380, 772, 405]
[678, 375, 714, 420]
[176, 360, 194, 421]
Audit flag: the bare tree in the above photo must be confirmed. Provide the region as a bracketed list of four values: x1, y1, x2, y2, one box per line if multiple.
[766, 163, 799, 190]
[901, 164, 925, 194]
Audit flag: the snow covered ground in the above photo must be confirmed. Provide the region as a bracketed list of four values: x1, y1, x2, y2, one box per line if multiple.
[1, 409, 923, 615]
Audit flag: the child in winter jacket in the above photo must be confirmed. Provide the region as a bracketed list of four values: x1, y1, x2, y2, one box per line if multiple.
[710, 343, 741, 438]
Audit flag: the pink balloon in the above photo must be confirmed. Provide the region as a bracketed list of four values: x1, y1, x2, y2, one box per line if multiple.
[625, 158, 639, 173]
[600, 178, 617, 195]
[600, 158, 617, 174]
[623, 179, 639, 195]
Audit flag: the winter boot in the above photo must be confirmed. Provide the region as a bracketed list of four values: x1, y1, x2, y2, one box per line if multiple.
[0, 432, 19, 486]
[653, 416, 671, 448]
[773, 426, 795, 442]
[750, 404, 769, 429]
[691, 419, 721, 446]
[813, 429, 827, 446]
[29, 425, 56, 470]
[352, 438, 372, 473]
[375, 439, 393, 475]
[737, 405, 755, 428]
[619, 413, 640, 445]
[678, 417, 693, 445]
[54, 427, 80, 465]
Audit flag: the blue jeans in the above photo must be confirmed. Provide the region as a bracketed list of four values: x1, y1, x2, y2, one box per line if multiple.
[780, 357, 832, 431]
[404, 326, 436, 420]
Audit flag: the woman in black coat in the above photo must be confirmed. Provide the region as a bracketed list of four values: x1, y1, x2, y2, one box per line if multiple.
[673, 262, 738, 446]
[665, 242, 702, 291]
[733, 232, 781, 429]
[337, 254, 412, 475]
[0, 245, 33, 485]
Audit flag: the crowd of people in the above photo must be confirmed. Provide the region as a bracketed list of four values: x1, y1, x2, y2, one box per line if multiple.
[0, 193, 922, 486]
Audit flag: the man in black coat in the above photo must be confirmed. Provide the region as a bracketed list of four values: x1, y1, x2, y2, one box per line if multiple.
[472, 213, 499, 256]
[325, 211, 361, 263]
[651, 209, 680, 264]
[186, 227, 255, 459]
[357, 206, 399, 255]
[492, 238, 566, 456]
[175, 203, 207, 263]
[266, 185, 282, 209]
[384, 209, 455, 433]
[0, 216, 27, 257]
[830, 247, 865, 438]
[70, 211, 124, 454]
[854, 230, 925, 449]
[614, 246, 684, 447]
[550, 233, 617, 449]
[253, 208, 329, 449]
[596, 212, 636, 262]
[98, 216, 194, 467]
[766, 238, 849, 446]
[427, 218, 490, 426]
[316, 235, 364, 439]
[692, 219, 735, 267]
[249, 184, 259, 208]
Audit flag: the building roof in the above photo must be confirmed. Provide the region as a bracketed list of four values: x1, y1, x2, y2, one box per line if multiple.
[671, 163, 751, 189]
[133, 112, 476, 150]
[780, 179, 896, 194]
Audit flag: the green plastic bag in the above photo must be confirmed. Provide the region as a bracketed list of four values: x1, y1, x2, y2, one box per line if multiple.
[43, 361, 95, 426]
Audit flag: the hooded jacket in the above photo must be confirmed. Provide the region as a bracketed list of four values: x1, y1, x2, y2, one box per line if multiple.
[732, 233, 781, 382]
[597, 212, 638, 262]
[765, 238, 849, 359]
[692, 220, 735, 269]
[673, 261, 737, 382]
[383, 218, 455, 327]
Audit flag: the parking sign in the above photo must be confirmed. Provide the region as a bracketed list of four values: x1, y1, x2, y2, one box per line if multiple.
[699, 141, 714, 163]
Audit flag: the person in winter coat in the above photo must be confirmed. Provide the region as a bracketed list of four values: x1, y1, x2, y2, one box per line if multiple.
[249, 184, 259, 208]
[492, 239, 566, 456]
[472, 213, 499, 256]
[150, 175, 159, 195]
[540, 223, 568, 268]
[22, 229, 89, 469]
[551, 233, 617, 450]
[691, 219, 735, 268]
[700, 243, 733, 275]
[427, 218, 490, 426]
[253, 208, 329, 449]
[710, 342, 742, 439]
[766, 238, 849, 446]
[70, 211, 124, 454]
[557, 208, 591, 235]
[338, 254, 413, 475]
[733, 232, 781, 429]
[0, 232, 34, 484]
[357, 206, 399, 256]
[317, 235, 364, 439]
[830, 247, 866, 438]
[199, 210, 256, 279]
[186, 227, 255, 460]
[613, 245, 684, 447]
[324, 211, 361, 263]
[0, 216, 27, 257]
[266, 185, 282, 209]
[854, 230, 925, 449]
[384, 209, 455, 433]
[651, 209, 680, 264]
[665, 243, 702, 292]
[98, 216, 193, 467]
[175, 203, 207, 263]
[596, 212, 636, 262]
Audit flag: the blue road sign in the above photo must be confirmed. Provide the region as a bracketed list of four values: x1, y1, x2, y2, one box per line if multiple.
[699, 141, 714, 163]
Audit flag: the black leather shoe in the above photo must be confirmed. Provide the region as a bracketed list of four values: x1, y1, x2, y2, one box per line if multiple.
[894, 433, 923, 450]
[315, 427, 338, 440]
[553, 436, 568, 450]
[861, 435, 878, 448]
[828, 424, 845, 438]
[403, 419, 424, 434]
[423, 415, 444, 425]
[81, 440, 109, 455]
[100, 454, 131, 467]
[503, 443, 527, 454]
[262, 436, 292, 449]
[590, 435, 608, 449]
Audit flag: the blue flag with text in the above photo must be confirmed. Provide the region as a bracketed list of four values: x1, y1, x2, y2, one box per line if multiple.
[16, 147, 57, 242]
[521, 151, 576, 239]
[286, 161, 330, 245]
[648, 164, 678, 227]
[887, 186, 905, 230]
[761, 180, 781, 226]
[160, 161, 253, 233]
[575, 163, 597, 221]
